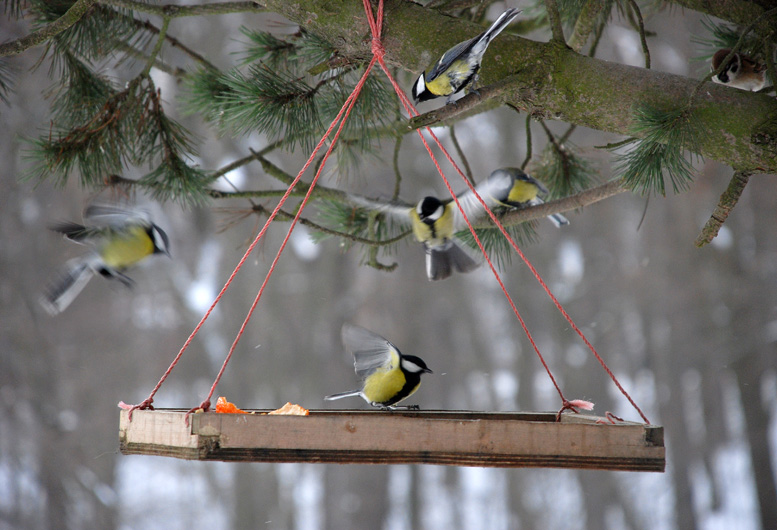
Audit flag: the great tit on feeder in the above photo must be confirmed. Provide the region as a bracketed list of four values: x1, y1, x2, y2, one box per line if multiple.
[711, 49, 767, 92]
[476, 167, 569, 227]
[411, 7, 521, 104]
[325, 324, 433, 409]
[40, 204, 170, 315]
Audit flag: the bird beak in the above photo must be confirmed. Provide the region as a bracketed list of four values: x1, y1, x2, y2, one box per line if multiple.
[425, 368, 433, 374]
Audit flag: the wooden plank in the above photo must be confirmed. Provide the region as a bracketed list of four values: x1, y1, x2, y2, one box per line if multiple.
[119, 409, 665, 471]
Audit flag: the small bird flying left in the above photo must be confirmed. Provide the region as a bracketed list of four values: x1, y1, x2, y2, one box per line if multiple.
[325, 324, 433, 410]
[40, 204, 170, 315]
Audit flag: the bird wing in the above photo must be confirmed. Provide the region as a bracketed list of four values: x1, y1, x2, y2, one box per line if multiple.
[83, 204, 151, 228]
[342, 324, 401, 380]
[346, 194, 414, 229]
[426, 37, 478, 83]
[451, 176, 507, 231]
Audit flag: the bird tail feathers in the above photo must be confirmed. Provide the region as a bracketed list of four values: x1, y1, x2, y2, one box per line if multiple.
[481, 8, 521, 45]
[40, 258, 98, 315]
[324, 390, 363, 401]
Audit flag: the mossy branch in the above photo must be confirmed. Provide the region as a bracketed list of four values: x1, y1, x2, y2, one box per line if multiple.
[694, 171, 751, 247]
[0, 0, 96, 57]
[98, 0, 262, 18]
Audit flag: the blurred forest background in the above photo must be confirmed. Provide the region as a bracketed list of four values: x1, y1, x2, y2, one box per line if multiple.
[1, 1, 776, 529]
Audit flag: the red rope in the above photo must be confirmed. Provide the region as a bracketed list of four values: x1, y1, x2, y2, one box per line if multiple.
[127, 55, 379, 419]
[365, 0, 649, 424]
[127, 0, 649, 426]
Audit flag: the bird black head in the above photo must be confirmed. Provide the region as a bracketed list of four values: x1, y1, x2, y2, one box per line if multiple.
[400, 354, 433, 374]
[411, 72, 435, 103]
[148, 223, 171, 257]
[417, 196, 444, 223]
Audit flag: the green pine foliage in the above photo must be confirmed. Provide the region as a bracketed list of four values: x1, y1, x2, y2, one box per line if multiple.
[28, 76, 208, 205]
[457, 222, 538, 269]
[613, 104, 703, 196]
[692, 17, 763, 61]
[29, 1, 145, 72]
[311, 200, 410, 262]
[531, 141, 597, 199]
[0, 58, 15, 105]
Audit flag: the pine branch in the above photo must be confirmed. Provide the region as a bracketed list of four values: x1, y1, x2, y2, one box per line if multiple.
[142, 16, 169, 76]
[266, 0, 777, 172]
[544, 0, 567, 43]
[0, 0, 96, 57]
[626, 0, 650, 69]
[695, 171, 751, 247]
[668, 0, 776, 40]
[495, 177, 627, 226]
[568, 0, 605, 52]
[251, 203, 409, 247]
[0, 58, 16, 104]
[614, 104, 703, 196]
[97, 0, 262, 18]
[408, 76, 515, 130]
[535, 121, 596, 197]
[366, 211, 398, 271]
[132, 18, 218, 72]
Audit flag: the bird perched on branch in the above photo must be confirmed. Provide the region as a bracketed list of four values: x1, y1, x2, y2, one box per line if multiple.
[411, 7, 521, 104]
[325, 324, 432, 410]
[711, 49, 767, 92]
[473, 167, 570, 227]
[40, 204, 170, 315]
[349, 193, 480, 281]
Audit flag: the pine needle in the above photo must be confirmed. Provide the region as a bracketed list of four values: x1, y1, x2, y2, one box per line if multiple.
[613, 104, 703, 196]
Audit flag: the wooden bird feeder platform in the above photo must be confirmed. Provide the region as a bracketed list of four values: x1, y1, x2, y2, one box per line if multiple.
[119, 409, 664, 471]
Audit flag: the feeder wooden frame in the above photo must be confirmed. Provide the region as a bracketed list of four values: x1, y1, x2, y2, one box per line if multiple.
[119, 409, 664, 471]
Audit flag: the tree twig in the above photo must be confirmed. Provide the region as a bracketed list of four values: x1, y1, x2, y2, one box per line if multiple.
[142, 16, 169, 76]
[522, 113, 532, 170]
[392, 135, 403, 200]
[568, 0, 604, 52]
[0, 0, 96, 57]
[627, 0, 650, 69]
[449, 124, 475, 186]
[694, 171, 751, 247]
[252, 203, 411, 247]
[132, 18, 218, 71]
[366, 210, 398, 270]
[544, 0, 566, 43]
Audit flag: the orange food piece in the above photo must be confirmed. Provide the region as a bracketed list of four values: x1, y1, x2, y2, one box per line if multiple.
[215, 396, 247, 414]
[268, 402, 309, 416]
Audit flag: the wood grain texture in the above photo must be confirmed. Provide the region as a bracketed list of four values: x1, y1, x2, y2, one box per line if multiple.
[119, 409, 665, 471]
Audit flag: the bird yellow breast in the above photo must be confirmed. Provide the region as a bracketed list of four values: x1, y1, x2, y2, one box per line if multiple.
[409, 206, 454, 246]
[507, 180, 539, 204]
[425, 60, 472, 96]
[101, 226, 154, 269]
[362, 350, 405, 404]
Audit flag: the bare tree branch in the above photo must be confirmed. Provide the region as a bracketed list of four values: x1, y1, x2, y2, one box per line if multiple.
[0, 0, 96, 57]
[695, 171, 751, 247]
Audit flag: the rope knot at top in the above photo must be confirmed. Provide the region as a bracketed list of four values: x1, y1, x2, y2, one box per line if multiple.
[370, 36, 385, 59]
